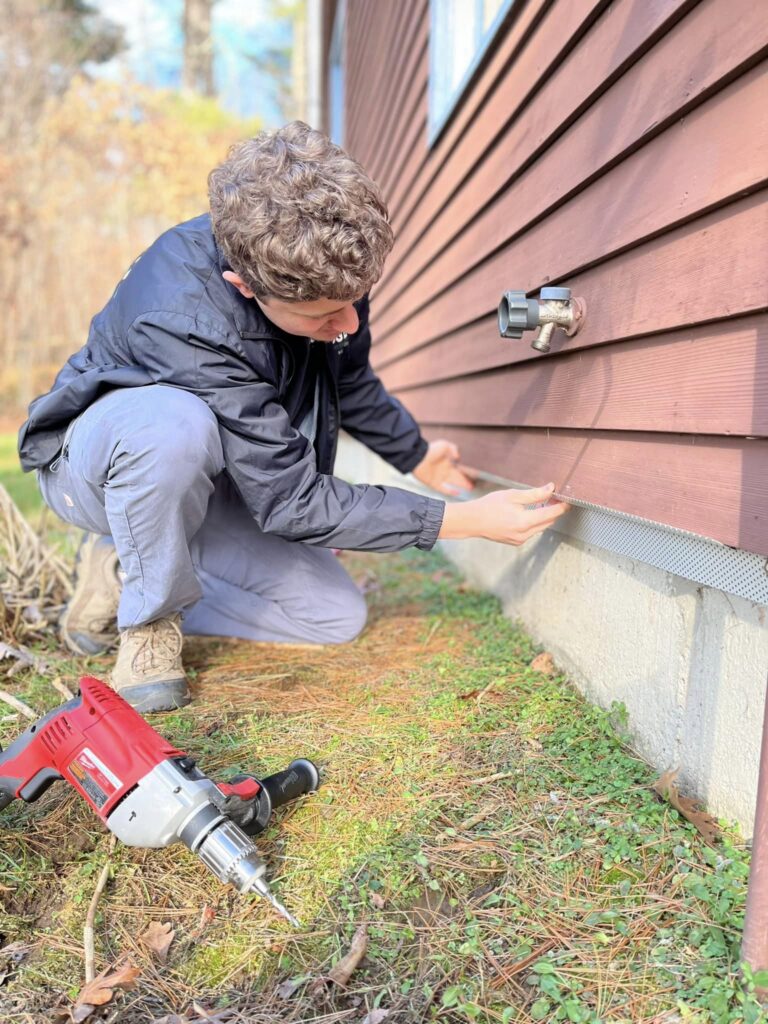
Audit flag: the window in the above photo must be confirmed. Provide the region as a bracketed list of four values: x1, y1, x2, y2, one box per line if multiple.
[328, 0, 346, 145]
[429, 0, 515, 142]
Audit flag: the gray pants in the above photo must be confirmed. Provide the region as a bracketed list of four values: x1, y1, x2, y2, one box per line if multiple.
[38, 386, 367, 644]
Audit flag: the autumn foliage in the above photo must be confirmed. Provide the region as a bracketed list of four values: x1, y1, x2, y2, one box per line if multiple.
[0, 19, 259, 415]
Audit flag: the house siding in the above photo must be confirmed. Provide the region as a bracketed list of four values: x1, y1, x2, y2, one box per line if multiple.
[332, 0, 768, 556]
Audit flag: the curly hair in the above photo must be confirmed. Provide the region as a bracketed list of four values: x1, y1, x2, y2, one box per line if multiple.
[208, 121, 394, 302]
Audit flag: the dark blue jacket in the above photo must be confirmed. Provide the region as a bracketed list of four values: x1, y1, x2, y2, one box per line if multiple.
[18, 215, 445, 551]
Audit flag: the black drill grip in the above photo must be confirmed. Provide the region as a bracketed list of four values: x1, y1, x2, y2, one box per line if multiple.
[261, 758, 320, 812]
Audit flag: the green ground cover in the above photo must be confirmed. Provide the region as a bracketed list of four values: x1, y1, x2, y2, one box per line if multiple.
[0, 441, 764, 1023]
[0, 430, 39, 517]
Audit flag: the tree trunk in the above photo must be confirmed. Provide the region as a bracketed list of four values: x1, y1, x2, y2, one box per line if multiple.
[183, 0, 215, 97]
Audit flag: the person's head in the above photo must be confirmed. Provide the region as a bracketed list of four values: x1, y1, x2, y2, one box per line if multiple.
[208, 121, 394, 341]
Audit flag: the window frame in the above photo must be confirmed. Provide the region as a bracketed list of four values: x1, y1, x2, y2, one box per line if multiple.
[428, 0, 516, 146]
[328, 0, 347, 145]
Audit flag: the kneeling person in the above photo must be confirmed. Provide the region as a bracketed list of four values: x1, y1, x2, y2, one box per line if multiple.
[18, 122, 569, 713]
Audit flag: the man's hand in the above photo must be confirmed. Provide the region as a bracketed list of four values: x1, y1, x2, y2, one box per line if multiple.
[412, 440, 478, 497]
[438, 483, 570, 546]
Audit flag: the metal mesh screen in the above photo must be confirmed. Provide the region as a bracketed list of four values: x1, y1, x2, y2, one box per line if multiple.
[474, 473, 768, 606]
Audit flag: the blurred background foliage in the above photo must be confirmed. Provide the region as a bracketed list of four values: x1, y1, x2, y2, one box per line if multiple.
[0, 0, 302, 418]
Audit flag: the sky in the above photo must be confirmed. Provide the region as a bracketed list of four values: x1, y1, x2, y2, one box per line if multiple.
[93, 0, 293, 124]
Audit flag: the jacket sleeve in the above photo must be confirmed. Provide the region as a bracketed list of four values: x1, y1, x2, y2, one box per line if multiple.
[337, 296, 429, 474]
[127, 311, 445, 552]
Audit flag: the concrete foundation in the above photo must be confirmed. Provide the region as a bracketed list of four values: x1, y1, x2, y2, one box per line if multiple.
[337, 434, 768, 836]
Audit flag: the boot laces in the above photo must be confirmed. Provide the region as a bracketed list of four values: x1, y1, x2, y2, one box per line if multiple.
[129, 618, 183, 675]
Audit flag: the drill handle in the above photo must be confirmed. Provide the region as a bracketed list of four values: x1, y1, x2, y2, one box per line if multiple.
[0, 696, 80, 810]
[261, 758, 320, 813]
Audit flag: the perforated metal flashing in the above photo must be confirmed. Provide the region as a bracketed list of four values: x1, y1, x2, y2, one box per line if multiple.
[473, 472, 768, 606]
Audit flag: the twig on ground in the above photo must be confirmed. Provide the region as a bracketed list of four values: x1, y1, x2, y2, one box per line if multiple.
[465, 770, 516, 786]
[459, 804, 502, 830]
[84, 836, 117, 983]
[50, 675, 76, 701]
[0, 640, 50, 677]
[422, 617, 442, 647]
[0, 689, 38, 720]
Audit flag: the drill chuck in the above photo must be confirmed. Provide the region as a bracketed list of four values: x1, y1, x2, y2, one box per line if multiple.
[194, 818, 270, 893]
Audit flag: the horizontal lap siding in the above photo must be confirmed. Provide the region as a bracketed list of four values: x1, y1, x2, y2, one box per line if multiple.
[340, 0, 768, 556]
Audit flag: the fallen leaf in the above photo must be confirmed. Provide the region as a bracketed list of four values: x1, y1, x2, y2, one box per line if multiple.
[150, 1016, 188, 1024]
[140, 920, 175, 962]
[0, 940, 32, 986]
[0, 940, 33, 963]
[326, 923, 368, 986]
[652, 768, 721, 846]
[72, 960, 140, 1021]
[191, 1001, 236, 1021]
[530, 652, 555, 675]
[369, 892, 386, 910]
[309, 923, 368, 1000]
[276, 975, 309, 999]
[458, 689, 481, 700]
[354, 570, 380, 594]
[188, 904, 216, 942]
[362, 1010, 390, 1024]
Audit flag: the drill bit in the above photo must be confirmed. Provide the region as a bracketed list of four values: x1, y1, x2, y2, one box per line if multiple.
[264, 888, 301, 928]
[250, 876, 300, 927]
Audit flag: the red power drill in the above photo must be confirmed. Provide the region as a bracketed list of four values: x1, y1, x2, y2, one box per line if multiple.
[0, 676, 319, 926]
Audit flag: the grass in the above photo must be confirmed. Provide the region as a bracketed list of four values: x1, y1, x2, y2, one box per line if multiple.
[0, 430, 41, 519]
[0, 440, 765, 1023]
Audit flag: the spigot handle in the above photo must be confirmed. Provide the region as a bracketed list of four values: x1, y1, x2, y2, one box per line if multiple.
[540, 286, 571, 301]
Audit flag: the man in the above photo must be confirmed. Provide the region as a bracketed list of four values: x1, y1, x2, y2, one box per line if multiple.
[18, 122, 568, 713]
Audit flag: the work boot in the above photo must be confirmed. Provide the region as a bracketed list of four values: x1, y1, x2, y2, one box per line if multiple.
[60, 533, 121, 655]
[110, 614, 191, 712]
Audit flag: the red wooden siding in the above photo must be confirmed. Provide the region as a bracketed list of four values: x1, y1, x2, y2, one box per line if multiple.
[334, 0, 768, 556]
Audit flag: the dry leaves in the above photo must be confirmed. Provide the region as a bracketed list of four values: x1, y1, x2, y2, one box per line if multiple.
[72, 960, 140, 1022]
[149, 1008, 236, 1024]
[530, 652, 556, 675]
[0, 940, 33, 985]
[652, 768, 721, 846]
[188, 905, 216, 943]
[362, 1011, 390, 1024]
[369, 891, 386, 910]
[276, 975, 309, 1000]
[140, 921, 176, 962]
[309, 923, 368, 1000]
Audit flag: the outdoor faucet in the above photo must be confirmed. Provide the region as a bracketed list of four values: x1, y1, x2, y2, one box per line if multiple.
[497, 287, 587, 353]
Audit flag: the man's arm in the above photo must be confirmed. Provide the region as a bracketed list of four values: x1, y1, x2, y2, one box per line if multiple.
[336, 295, 428, 473]
[336, 298, 570, 542]
[128, 310, 569, 553]
[128, 310, 445, 552]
